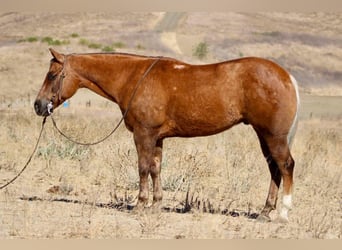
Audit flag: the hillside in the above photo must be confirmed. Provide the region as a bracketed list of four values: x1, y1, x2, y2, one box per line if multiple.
[0, 12, 341, 103]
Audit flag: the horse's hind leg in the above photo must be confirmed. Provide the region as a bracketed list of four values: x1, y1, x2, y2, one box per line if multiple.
[265, 135, 295, 222]
[256, 132, 282, 222]
[256, 131, 295, 222]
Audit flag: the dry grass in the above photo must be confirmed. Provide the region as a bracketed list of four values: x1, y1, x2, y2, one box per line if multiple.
[0, 103, 341, 239]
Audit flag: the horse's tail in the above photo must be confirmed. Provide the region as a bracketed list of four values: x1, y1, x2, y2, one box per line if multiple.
[287, 74, 300, 148]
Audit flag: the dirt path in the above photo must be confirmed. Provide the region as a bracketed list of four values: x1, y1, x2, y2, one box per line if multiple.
[154, 12, 186, 32]
[154, 12, 186, 55]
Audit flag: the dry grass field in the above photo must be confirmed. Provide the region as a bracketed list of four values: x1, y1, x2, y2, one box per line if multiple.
[0, 12, 341, 239]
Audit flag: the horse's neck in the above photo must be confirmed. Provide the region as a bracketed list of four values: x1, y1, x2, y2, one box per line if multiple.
[71, 54, 145, 103]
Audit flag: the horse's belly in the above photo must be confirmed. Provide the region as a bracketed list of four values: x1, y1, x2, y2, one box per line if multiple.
[171, 107, 242, 137]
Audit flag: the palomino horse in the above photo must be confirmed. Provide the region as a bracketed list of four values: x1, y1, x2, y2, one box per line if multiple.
[34, 49, 300, 222]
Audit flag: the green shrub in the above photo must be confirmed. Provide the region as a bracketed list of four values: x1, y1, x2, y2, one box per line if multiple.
[193, 42, 209, 60]
[37, 140, 90, 160]
[41, 37, 70, 46]
[88, 43, 102, 49]
[17, 36, 69, 45]
[41, 36, 53, 44]
[70, 33, 79, 38]
[79, 38, 102, 49]
[102, 46, 115, 52]
[27, 36, 39, 42]
[17, 36, 39, 43]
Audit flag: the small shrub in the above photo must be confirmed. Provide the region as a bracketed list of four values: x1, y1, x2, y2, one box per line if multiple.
[112, 41, 125, 48]
[37, 140, 90, 160]
[102, 46, 115, 52]
[70, 33, 79, 38]
[41, 37, 70, 46]
[78, 38, 102, 49]
[193, 42, 209, 60]
[79, 38, 90, 46]
[52, 40, 69, 46]
[18, 36, 38, 43]
[53, 40, 63, 46]
[41, 36, 54, 44]
[88, 43, 102, 49]
[27, 36, 39, 42]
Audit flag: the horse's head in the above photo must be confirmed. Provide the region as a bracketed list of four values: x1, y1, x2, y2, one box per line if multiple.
[34, 48, 79, 116]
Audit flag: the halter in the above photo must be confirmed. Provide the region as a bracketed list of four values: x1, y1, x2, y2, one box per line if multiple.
[57, 71, 66, 102]
[50, 56, 162, 145]
[48, 57, 67, 114]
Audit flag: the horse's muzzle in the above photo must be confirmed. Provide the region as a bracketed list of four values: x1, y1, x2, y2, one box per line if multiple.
[34, 99, 52, 116]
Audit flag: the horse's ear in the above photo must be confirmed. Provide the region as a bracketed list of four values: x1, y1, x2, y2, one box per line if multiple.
[49, 48, 64, 64]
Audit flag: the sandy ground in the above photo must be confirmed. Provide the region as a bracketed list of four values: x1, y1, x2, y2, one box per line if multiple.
[0, 12, 341, 239]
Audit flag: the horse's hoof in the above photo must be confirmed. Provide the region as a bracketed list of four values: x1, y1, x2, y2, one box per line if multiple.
[144, 205, 162, 215]
[278, 208, 290, 223]
[256, 214, 271, 222]
[275, 215, 289, 224]
[131, 202, 146, 214]
[152, 202, 163, 213]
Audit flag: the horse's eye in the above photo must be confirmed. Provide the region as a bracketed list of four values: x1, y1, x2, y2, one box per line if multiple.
[47, 72, 56, 81]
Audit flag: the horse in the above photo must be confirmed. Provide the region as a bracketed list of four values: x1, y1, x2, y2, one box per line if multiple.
[34, 48, 300, 222]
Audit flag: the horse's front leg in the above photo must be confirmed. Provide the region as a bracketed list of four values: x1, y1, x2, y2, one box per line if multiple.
[133, 127, 159, 208]
[151, 139, 163, 206]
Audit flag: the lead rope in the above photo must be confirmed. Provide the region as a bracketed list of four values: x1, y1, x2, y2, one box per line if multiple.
[0, 117, 47, 189]
[51, 56, 162, 146]
[0, 57, 161, 189]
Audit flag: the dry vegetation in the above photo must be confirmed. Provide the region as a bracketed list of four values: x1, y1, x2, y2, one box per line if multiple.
[0, 105, 341, 239]
[0, 12, 341, 239]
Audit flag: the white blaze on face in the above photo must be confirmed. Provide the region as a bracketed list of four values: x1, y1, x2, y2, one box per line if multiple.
[174, 64, 185, 69]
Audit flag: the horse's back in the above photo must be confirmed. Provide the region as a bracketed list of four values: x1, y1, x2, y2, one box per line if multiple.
[157, 57, 298, 137]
